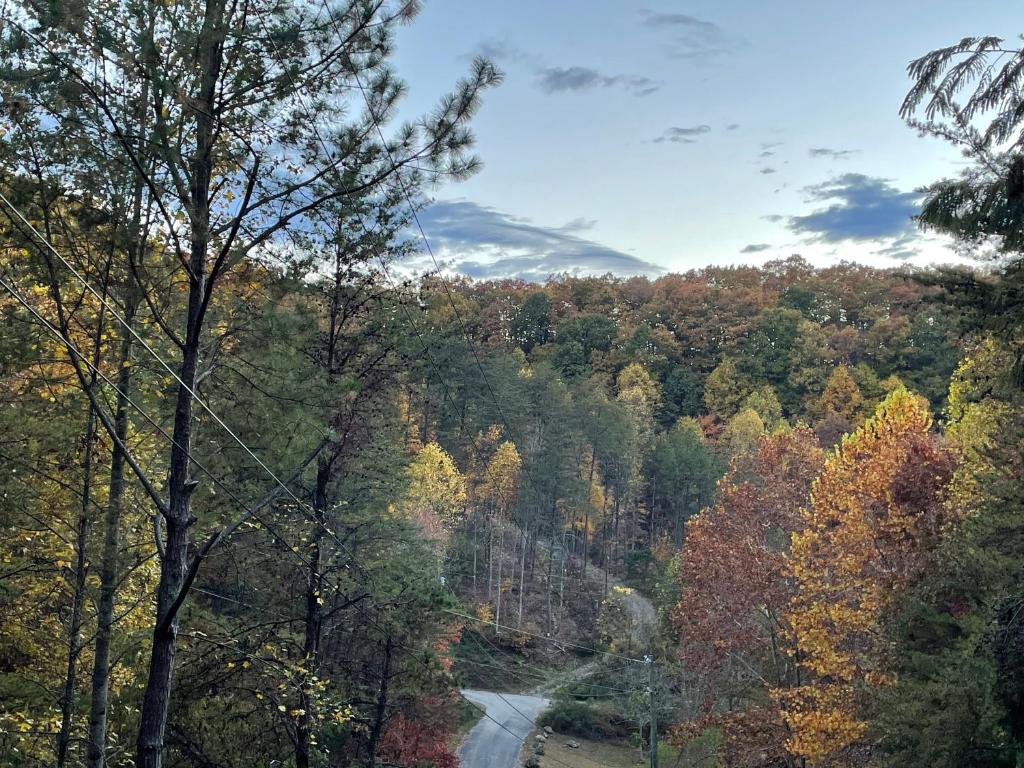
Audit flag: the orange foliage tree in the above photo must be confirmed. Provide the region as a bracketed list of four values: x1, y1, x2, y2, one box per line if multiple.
[777, 387, 957, 765]
[672, 429, 824, 765]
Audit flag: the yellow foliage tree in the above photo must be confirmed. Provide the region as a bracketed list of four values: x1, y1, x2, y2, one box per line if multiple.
[477, 441, 521, 629]
[777, 387, 957, 764]
[401, 443, 467, 547]
[818, 364, 863, 421]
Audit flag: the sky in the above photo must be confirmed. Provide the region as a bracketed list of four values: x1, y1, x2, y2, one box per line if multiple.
[390, 1, 1024, 281]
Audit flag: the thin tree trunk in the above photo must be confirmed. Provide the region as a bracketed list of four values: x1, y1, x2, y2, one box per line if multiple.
[296, 456, 330, 768]
[56, 405, 98, 768]
[495, 525, 504, 633]
[517, 523, 527, 627]
[545, 531, 555, 635]
[86, 305, 135, 768]
[366, 635, 394, 766]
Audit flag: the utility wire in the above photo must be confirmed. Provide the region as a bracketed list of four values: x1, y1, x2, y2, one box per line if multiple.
[447, 608, 646, 664]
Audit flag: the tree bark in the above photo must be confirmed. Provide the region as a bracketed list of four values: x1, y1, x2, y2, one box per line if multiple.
[86, 304, 135, 768]
[56, 404, 98, 768]
[296, 456, 330, 768]
[135, 5, 223, 764]
[366, 634, 394, 766]
[517, 523, 527, 627]
[495, 524, 504, 633]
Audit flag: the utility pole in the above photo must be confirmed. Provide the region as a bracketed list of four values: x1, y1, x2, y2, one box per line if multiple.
[646, 654, 658, 768]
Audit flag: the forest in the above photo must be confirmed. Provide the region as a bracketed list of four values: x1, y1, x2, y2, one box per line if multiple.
[0, 3, 1023, 768]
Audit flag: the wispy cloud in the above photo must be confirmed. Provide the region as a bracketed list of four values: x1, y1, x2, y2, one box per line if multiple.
[726, 123, 740, 131]
[787, 173, 922, 241]
[760, 167, 777, 175]
[639, 9, 739, 58]
[741, 243, 771, 253]
[536, 66, 659, 96]
[414, 200, 664, 282]
[463, 37, 532, 64]
[809, 147, 859, 161]
[874, 235, 920, 260]
[653, 124, 712, 144]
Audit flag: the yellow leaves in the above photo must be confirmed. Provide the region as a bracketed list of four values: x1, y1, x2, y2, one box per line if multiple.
[477, 440, 521, 517]
[776, 386, 957, 763]
[400, 442, 467, 540]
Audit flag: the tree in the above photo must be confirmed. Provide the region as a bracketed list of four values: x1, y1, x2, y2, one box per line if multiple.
[778, 388, 957, 764]
[817, 364, 863, 421]
[512, 291, 552, 353]
[478, 441, 522, 629]
[721, 408, 765, 457]
[402, 443, 468, 549]
[646, 420, 723, 545]
[742, 384, 784, 429]
[658, 367, 704, 426]
[672, 429, 824, 766]
[900, 35, 1024, 384]
[704, 358, 752, 420]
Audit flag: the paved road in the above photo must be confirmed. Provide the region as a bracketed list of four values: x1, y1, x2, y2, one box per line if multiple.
[458, 689, 549, 768]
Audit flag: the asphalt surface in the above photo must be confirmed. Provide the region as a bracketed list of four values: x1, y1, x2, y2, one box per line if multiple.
[458, 689, 549, 768]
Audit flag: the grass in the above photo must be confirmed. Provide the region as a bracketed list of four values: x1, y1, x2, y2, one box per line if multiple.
[535, 732, 645, 768]
[452, 630, 564, 693]
[449, 695, 484, 749]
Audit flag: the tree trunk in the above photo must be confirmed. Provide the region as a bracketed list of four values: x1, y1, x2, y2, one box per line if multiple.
[86, 307, 135, 768]
[367, 634, 394, 766]
[135, 4, 223, 765]
[517, 523, 527, 627]
[545, 532, 555, 635]
[495, 525, 504, 633]
[56, 405, 98, 768]
[296, 456, 330, 768]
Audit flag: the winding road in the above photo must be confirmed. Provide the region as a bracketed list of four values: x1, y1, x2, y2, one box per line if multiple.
[458, 555, 656, 768]
[458, 690, 549, 768]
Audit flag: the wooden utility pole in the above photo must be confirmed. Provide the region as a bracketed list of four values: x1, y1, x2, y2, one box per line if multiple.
[647, 654, 658, 768]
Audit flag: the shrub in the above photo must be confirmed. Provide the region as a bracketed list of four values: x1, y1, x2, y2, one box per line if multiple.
[538, 700, 631, 741]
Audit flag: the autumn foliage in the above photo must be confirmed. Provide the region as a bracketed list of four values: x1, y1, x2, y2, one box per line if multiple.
[671, 429, 824, 765]
[378, 713, 458, 768]
[777, 387, 957, 764]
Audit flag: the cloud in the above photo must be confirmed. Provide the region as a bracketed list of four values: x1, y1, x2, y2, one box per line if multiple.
[727, 123, 740, 130]
[653, 124, 712, 144]
[536, 66, 659, 96]
[463, 37, 531, 64]
[414, 200, 664, 282]
[787, 173, 922, 241]
[760, 167, 777, 175]
[809, 147, 859, 160]
[741, 243, 771, 253]
[874, 235, 920, 261]
[559, 217, 598, 232]
[639, 10, 738, 58]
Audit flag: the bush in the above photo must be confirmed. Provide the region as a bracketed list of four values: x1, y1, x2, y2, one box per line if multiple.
[538, 700, 631, 741]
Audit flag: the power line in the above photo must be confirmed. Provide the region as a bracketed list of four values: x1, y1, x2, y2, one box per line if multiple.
[446, 608, 645, 664]
[0, 272, 365, 611]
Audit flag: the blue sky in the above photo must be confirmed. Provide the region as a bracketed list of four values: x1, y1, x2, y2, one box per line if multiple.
[391, 2, 1024, 280]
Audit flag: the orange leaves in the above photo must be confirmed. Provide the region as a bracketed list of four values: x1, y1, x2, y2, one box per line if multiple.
[673, 429, 824, 763]
[778, 386, 957, 763]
